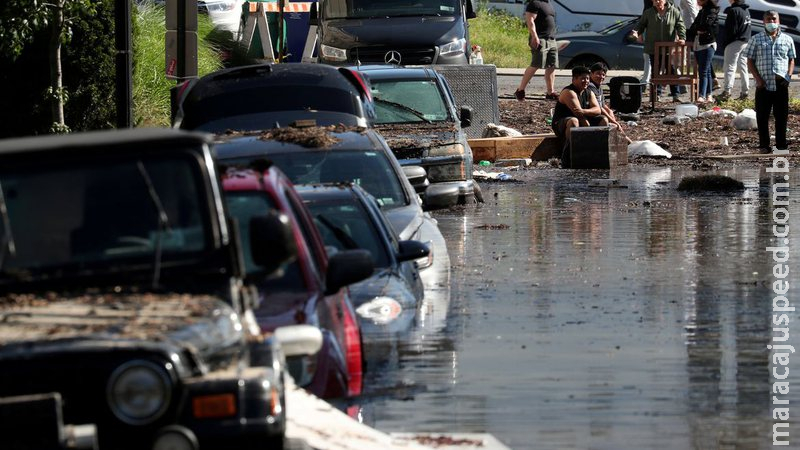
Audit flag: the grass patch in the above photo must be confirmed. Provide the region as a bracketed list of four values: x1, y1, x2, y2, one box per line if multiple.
[716, 96, 800, 114]
[133, 2, 225, 127]
[470, 7, 529, 68]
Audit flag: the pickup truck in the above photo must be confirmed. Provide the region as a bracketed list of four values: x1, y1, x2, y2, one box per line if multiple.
[0, 129, 316, 450]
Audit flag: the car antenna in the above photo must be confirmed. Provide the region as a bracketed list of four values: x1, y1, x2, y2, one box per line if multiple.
[0, 180, 16, 271]
[137, 161, 171, 290]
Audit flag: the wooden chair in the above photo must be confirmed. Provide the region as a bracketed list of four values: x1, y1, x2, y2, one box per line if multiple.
[650, 41, 698, 108]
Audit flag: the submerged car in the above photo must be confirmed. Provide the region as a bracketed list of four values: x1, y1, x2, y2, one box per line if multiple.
[212, 126, 449, 291]
[297, 183, 428, 335]
[223, 167, 372, 399]
[172, 63, 375, 131]
[0, 129, 318, 449]
[356, 65, 482, 208]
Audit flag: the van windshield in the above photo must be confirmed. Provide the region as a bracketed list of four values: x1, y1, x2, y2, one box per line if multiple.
[323, 0, 461, 19]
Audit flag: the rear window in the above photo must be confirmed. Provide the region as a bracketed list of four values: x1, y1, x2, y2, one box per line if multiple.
[181, 86, 358, 130]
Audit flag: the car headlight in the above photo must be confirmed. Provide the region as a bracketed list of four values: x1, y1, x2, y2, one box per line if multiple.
[320, 44, 347, 62]
[426, 162, 467, 183]
[107, 360, 172, 425]
[356, 296, 403, 325]
[440, 38, 466, 56]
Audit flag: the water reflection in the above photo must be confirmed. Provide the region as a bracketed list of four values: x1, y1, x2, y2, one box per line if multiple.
[356, 167, 799, 449]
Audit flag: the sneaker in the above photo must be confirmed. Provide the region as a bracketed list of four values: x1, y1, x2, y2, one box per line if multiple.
[737, 93, 749, 100]
[545, 92, 559, 100]
[514, 89, 525, 101]
[712, 79, 721, 91]
[717, 91, 731, 101]
[672, 96, 682, 103]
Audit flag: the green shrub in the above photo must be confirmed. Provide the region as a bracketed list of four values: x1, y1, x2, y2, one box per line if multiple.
[470, 7, 529, 68]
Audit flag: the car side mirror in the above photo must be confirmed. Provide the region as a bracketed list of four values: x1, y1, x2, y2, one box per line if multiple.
[397, 240, 430, 263]
[275, 325, 324, 357]
[402, 165, 429, 194]
[250, 212, 297, 275]
[460, 105, 473, 128]
[325, 249, 374, 295]
[309, 2, 318, 25]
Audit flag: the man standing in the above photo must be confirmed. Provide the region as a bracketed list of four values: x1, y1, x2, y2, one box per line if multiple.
[630, 0, 687, 102]
[551, 66, 608, 165]
[746, 10, 795, 152]
[720, 0, 752, 100]
[515, 0, 558, 101]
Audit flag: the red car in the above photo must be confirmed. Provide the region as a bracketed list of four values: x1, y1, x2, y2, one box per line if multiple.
[223, 166, 371, 399]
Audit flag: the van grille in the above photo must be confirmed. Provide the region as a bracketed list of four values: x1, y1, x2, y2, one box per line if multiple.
[351, 47, 437, 65]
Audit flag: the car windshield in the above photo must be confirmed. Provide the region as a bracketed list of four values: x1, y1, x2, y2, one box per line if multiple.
[224, 192, 306, 293]
[599, 18, 636, 35]
[303, 197, 391, 268]
[181, 86, 359, 131]
[225, 150, 408, 209]
[370, 80, 449, 124]
[324, 0, 460, 19]
[0, 155, 209, 279]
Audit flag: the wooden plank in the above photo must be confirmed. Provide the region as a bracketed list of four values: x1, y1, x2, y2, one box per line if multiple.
[468, 134, 561, 162]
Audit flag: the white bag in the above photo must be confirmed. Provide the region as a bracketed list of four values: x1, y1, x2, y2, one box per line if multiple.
[732, 108, 758, 130]
[628, 140, 672, 158]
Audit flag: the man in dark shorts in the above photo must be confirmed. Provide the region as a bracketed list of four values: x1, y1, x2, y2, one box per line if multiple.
[515, 0, 558, 101]
[551, 66, 608, 165]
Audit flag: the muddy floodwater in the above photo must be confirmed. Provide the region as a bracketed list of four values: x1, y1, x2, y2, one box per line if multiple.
[356, 165, 800, 449]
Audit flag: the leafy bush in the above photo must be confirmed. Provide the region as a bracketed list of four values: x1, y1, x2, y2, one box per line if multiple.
[470, 7, 529, 68]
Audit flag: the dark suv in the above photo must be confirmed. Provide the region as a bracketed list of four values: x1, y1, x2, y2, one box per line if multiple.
[0, 129, 310, 449]
[172, 63, 375, 132]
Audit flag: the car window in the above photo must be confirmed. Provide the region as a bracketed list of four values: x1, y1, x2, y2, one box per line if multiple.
[227, 150, 409, 209]
[304, 198, 391, 268]
[370, 80, 450, 124]
[324, 0, 460, 19]
[224, 192, 307, 292]
[283, 186, 327, 273]
[181, 87, 359, 131]
[0, 155, 208, 274]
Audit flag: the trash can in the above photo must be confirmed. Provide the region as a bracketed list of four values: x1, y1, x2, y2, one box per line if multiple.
[609, 76, 642, 114]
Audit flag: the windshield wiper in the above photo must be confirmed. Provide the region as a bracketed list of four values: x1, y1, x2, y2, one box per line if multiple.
[373, 97, 433, 124]
[0, 180, 16, 271]
[137, 162, 172, 290]
[316, 215, 360, 250]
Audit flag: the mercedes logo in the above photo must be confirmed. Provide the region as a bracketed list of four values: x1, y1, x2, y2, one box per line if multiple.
[384, 51, 401, 65]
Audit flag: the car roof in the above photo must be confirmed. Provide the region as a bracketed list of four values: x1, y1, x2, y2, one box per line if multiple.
[354, 65, 440, 82]
[213, 127, 387, 160]
[188, 63, 363, 95]
[0, 128, 211, 157]
[295, 182, 372, 204]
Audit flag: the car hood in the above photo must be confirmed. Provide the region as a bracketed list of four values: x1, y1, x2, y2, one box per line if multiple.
[556, 31, 603, 40]
[348, 269, 417, 309]
[384, 204, 424, 242]
[322, 16, 462, 47]
[0, 293, 243, 360]
[376, 123, 460, 159]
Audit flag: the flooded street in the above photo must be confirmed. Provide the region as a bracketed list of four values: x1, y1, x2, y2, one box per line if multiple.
[357, 165, 800, 449]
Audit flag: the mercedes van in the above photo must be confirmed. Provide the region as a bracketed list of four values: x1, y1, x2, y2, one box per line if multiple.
[312, 0, 476, 65]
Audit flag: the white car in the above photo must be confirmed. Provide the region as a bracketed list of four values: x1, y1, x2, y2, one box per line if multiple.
[199, 0, 244, 37]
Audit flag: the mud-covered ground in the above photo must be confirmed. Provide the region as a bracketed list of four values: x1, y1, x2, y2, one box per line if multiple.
[498, 98, 799, 166]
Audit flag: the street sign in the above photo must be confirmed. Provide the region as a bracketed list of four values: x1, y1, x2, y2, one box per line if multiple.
[166, 0, 198, 31]
[165, 30, 198, 79]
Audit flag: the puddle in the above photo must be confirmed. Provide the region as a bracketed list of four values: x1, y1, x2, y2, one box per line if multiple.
[357, 166, 799, 449]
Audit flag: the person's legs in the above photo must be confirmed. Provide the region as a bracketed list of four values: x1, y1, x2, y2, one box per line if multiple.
[543, 40, 559, 97]
[641, 53, 651, 93]
[736, 43, 750, 97]
[647, 54, 662, 97]
[516, 66, 539, 99]
[774, 79, 790, 149]
[544, 67, 556, 96]
[754, 87, 774, 149]
[722, 43, 738, 96]
[696, 47, 714, 100]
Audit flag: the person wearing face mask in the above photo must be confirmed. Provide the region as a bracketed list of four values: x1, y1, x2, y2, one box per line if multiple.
[746, 10, 796, 152]
[719, 0, 752, 101]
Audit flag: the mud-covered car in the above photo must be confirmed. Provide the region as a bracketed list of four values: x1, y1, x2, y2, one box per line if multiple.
[0, 129, 316, 450]
[355, 65, 482, 208]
